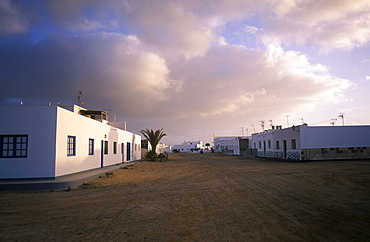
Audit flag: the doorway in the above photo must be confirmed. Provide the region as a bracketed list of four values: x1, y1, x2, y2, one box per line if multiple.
[283, 140, 287, 159]
[127, 142, 131, 161]
[121, 143, 125, 163]
[100, 140, 104, 167]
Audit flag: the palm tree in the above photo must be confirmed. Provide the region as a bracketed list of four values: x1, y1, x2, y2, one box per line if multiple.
[140, 128, 167, 161]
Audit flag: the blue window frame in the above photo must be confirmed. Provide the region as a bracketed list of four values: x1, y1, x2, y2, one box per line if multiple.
[67, 136, 76, 156]
[0, 135, 28, 158]
[89, 138, 94, 155]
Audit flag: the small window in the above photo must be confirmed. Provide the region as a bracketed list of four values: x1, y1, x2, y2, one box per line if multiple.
[276, 141, 280, 150]
[0, 135, 28, 158]
[268, 140, 271, 149]
[67, 136, 76, 156]
[89, 139, 94, 155]
[259, 141, 261, 149]
[113, 142, 117, 154]
[104, 141, 108, 155]
[292, 139, 296, 149]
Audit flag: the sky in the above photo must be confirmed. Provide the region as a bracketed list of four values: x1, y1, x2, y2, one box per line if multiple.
[1, 0, 370, 145]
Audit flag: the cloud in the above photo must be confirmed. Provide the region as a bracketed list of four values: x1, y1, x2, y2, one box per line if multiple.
[0, 33, 175, 117]
[260, 0, 370, 51]
[0, 0, 29, 38]
[165, 43, 352, 123]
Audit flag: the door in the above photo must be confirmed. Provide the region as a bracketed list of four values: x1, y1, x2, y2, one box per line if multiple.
[100, 140, 104, 168]
[127, 142, 131, 161]
[121, 143, 125, 163]
[283, 140, 287, 159]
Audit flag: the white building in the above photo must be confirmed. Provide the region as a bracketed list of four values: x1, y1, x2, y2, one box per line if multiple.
[173, 141, 203, 152]
[0, 105, 141, 179]
[251, 124, 370, 160]
[214, 136, 243, 155]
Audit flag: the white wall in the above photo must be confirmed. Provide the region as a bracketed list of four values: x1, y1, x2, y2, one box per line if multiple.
[0, 106, 58, 179]
[55, 106, 141, 177]
[173, 141, 202, 152]
[0, 105, 141, 179]
[300, 125, 370, 149]
[214, 137, 241, 155]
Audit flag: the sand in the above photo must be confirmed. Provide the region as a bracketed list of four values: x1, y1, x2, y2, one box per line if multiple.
[1, 153, 369, 241]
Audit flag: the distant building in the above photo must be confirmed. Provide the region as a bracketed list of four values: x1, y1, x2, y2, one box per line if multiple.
[141, 140, 168, 156]
[0, 105, 141, 179]
[173, 141, 203, 152]
[213, 136, 252, 156]
[251, 124, 370, 160]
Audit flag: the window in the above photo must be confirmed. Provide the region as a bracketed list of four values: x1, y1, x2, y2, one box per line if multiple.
[104, 141, 108, 155]
[268, 140, 271, 149]
[259, 141, 261, 149]
[276, 141, 280, 150]
[1, 135, 28, 158]
[67, 136, 76, 156]
[113, 142, 117, 154]
[89, 139, 94, 155]
[292, 139, 296, 149]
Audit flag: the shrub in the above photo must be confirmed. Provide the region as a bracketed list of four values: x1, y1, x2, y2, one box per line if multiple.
[145, 150, 158, 161]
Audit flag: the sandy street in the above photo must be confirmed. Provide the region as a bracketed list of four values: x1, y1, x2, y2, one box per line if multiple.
[0, 153, 369, 241]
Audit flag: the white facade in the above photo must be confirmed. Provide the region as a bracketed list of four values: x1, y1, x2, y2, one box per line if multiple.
[0, 105, 141, 179]
[214, 136, 242, 155]
[251, 124, 370, 160]
[173, 141, 203, 152]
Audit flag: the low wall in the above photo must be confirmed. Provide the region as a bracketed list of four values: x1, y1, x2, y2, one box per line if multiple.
[301, 146, 370, 160]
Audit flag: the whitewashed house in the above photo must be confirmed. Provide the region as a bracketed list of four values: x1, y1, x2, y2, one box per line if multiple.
[173, 141, 203, 152]
[0, 105, 141, 179]
[214, 136, 242, 155]
[251, 124, 370, 160]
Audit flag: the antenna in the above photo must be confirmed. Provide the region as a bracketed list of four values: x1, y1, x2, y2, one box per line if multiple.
[285, 115, 290, 127]
[330, 118, 337, 126]
[259, 120, 265, 131]
[77, 91, 84, 105]
[338, 113, 344, 126]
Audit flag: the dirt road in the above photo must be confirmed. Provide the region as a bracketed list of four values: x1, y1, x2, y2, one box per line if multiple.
[1, 153, 369, 241]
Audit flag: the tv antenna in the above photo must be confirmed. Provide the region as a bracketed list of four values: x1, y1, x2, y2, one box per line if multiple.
[338, 113, 344, 126]
[259, 120, 265, 131]
[77, 91, 84, 105]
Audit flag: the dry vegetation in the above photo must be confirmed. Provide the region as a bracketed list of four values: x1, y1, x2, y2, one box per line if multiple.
[1, 153, 369, 241]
